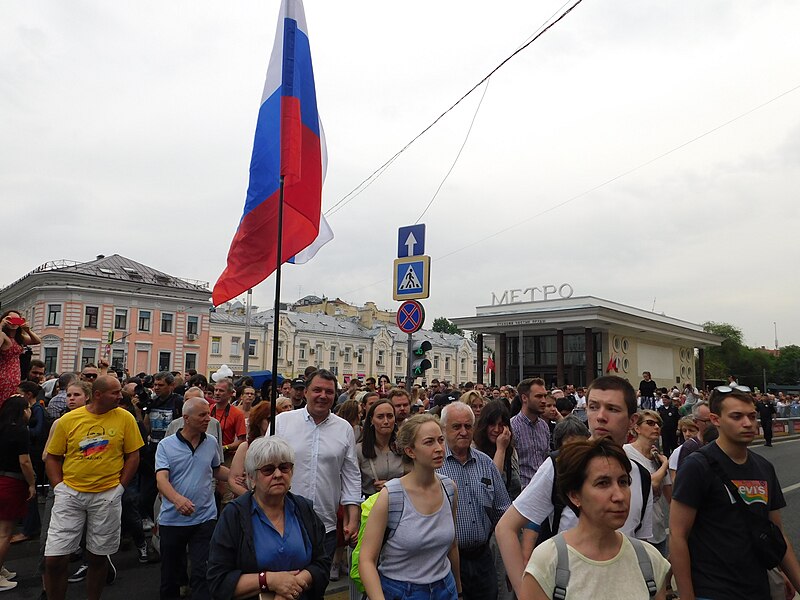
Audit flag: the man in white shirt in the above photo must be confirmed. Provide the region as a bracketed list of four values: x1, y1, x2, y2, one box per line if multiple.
[274, 369, 361, 559]
[495, 375, 654, 600]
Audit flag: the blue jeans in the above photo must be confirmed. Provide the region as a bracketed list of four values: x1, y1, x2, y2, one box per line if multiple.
[380, 573, 457, 600]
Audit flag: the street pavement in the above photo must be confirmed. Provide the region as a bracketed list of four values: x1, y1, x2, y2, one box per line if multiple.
[7, 437, 800, 599]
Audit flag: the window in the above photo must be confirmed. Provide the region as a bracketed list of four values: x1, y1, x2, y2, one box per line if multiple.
[138, 310, 151, 332]
[377, 350, 385, 365]
[114, 309, 127, 330]
[278, 341, 284, 358]
[396, 352, 402, 367]
[160, 312, 173, 333]
[44, 348, 58, 373]
[433, 355, 440, 369]
[230, 337, 240, 356]
[356, 348, 364, 364]
[248, 339, 257, 357]
[330, 346, 336, 362]
[344, 347, 351, 362]
[185, 353, 197, 371]
[84, 306, 99, 329]
[158, 352, 171, 371]
[445, 357, 451, 371]
[47, 304, 61, 327]
[315, 344, 323, 360]
[187, 316, 199, 335]
[211, 337, 221, 355]
[81, 347, 97, 367]
[111, 349, 125, 370]
[461, 358, 466, 370]
[299, 344, 307, 360]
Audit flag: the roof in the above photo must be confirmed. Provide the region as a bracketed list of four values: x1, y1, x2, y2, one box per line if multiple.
[2, 254, 209, 293]
[451, 295, 722, 348]
[210, 308, 474, 349]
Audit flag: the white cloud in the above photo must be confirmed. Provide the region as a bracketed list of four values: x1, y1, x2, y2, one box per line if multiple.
[1, 0, 799, 350]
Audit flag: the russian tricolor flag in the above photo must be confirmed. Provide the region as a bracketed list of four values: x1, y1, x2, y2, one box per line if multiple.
[213, 0, 332, 306]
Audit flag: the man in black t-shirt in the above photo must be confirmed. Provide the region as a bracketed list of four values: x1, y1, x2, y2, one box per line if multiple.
[657, 394, 680, 455]
[638, 371, 658, 410]
[756, 394, 777, 447]
[670, 387, 800, 600]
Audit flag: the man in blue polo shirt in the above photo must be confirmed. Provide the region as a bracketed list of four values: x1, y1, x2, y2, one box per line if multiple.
[156, 397, 230, 600]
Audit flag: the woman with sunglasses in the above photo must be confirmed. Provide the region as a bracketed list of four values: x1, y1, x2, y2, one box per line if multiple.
[207, 436, 330, 600]
[624, 410, 671, 558]
[0, 310, 41, 407]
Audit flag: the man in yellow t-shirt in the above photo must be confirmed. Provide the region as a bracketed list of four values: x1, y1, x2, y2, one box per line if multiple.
[44, 375, 144, 600]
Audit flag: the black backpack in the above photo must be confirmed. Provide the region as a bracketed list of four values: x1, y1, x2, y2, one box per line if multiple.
[536, 450, 651, 545]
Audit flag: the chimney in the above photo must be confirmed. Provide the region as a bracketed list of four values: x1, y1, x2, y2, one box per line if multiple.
[96, 254, 105, 260]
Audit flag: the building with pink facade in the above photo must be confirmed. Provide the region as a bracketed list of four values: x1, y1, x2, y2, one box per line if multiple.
[0, 255, 212, 375]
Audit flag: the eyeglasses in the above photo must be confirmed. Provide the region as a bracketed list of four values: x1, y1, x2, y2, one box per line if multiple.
[257, 463, 294, 476]
[713, 385, 751, 393]
[82, 373, 98, 380]
[641, 419, 661, 428]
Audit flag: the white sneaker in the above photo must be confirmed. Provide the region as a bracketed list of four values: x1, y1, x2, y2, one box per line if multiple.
[0, 568, 14, 581]
[329, 561, 340, 581]
[0, 576, 18, 592]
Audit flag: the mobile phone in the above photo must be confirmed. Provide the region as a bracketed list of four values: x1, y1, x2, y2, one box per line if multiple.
[7, 316, 25, 326]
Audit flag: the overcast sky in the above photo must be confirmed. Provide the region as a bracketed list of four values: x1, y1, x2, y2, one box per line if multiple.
[2, 0, 799, 349]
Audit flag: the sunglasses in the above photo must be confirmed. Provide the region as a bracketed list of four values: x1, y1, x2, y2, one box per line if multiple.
[641, 419, 661, 428]
[257, 462, 294, 476]
[82, 373, 98, 379]
[713, 385, 751, 393]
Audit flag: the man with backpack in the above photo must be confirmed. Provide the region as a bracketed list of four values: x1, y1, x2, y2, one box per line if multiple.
[670, 386, 800, 600]
[495, 375, 654, 599]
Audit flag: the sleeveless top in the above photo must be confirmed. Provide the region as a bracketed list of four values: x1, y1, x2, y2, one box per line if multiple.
[378, 479, 455, 584]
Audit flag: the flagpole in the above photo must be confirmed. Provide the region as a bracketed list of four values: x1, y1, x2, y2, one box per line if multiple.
[269, 175, 286, 436]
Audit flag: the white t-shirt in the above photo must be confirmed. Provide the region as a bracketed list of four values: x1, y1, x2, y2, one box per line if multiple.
[525, 534, 670, 599]
[513, 456, 653, 540]
[668, 445, 683, 472]
[623, 445, 671, 544]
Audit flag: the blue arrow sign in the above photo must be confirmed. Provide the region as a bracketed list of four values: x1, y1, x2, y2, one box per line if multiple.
[397, 224, 426, 258]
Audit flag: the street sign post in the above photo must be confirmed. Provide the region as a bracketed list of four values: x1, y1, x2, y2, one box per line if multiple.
[397, 224, 426, 258]
[393, 255, 430, 300]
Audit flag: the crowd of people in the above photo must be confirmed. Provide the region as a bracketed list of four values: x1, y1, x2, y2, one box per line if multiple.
[1, 307, 800, 600]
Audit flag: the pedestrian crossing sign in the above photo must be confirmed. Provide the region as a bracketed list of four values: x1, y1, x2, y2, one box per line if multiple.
[393, 255, 431, 300]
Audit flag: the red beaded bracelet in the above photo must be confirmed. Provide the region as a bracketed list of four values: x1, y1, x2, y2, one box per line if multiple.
[258, 571, 268, 592]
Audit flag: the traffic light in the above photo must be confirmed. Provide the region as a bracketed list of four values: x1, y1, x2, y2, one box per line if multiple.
[411, 340, 432, 378]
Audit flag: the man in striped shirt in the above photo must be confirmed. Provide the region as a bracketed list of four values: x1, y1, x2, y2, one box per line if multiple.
[510, 378, 551, 488]
[438, 401, 511, 600]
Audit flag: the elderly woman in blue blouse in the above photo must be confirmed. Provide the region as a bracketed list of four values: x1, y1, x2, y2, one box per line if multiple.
[207, 437, 330, 600]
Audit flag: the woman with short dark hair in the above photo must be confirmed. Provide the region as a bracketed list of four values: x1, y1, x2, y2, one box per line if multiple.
[522, 438, 670, 599]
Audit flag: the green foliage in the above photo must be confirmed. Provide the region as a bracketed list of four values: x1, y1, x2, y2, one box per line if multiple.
[701, 321, 799, 387]
[431, 317, 463, 336]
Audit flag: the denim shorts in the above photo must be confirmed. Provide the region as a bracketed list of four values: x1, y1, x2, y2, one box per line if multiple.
[380, 572, 457, 600]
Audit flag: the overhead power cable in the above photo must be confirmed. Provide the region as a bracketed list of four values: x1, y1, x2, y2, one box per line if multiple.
[413, 79, 491, 224]
[324, 0, 586, 219]
[338, 81, 800, 297]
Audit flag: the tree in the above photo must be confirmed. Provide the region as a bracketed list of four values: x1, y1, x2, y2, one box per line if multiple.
[774, 345, 800, 385]
[702, 322, 744, 345]
[701, 321, 777, 388]
[432, 317, 463, 336]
